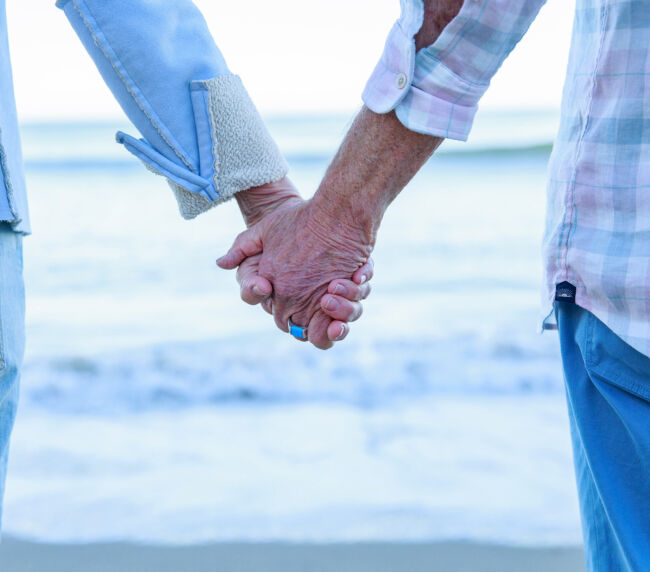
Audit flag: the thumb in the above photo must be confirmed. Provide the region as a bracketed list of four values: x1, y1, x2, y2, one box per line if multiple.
[217, 227, 264, 270]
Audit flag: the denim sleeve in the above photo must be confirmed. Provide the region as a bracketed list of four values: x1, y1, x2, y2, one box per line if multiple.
[362, 0, 547, 141]
[56, 0, 288, 219]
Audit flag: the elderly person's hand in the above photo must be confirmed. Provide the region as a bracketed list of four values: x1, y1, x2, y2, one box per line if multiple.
[217, 194, 374, 350]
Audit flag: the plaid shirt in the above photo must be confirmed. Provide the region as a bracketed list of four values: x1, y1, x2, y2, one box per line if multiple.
[363, 0, 650, 358]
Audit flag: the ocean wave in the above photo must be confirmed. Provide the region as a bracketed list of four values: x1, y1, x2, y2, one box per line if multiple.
[19, 110, 558, 171]
[21, 334, 563, 414]
[23, 142, 553, 173]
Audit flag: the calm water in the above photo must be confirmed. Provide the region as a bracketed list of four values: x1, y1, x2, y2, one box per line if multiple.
[3, 111, 582, 544]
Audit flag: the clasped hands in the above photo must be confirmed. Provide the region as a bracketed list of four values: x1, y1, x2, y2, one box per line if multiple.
[217, 177, 374, 350]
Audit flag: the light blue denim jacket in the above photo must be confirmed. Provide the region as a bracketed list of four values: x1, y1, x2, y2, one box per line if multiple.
[0, 0, 288, 234]
[0, 0, 29, 233]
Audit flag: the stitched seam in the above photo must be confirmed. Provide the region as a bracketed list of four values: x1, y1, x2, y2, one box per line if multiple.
[0, 129, 19, 224]
[206, 83, 224, 190]
[206, 88, 220, 190]
[584, 308, 594, 370]
[71, 0, 195, 172]
[549, 178, 650, 190]
[559, 3, 608, 285]
[608, 380, 650, 403]
[133, 149, 208, 197]
[587, 314, 650, 402]
[0, 231, 7, 370]
[198, 85, 218, 186]
[593, 363, 650, 405]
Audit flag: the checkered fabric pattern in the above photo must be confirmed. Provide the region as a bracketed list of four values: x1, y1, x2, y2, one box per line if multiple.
[363, 0, 547, 140]
[363, 0, 650, 358]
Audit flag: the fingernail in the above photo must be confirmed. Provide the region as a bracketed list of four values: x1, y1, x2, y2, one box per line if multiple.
[325, 296, 339, 311]
[359, 275, 367, 284]
[333, 284, 347, 296]
[336, 324, 347, 341]
[252, 285, 264, 296]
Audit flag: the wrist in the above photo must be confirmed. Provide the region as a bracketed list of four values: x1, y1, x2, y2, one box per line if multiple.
[306, 193, 377, 260]
[236, 176, 302, 227]
[310, 177, 384, 247]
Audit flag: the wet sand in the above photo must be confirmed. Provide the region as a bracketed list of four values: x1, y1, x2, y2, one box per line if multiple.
[0, 538, 585, 572]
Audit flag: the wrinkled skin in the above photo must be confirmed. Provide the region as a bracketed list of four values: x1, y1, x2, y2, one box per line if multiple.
[219, 0, 460, 348]
[218, 198, 374, 349]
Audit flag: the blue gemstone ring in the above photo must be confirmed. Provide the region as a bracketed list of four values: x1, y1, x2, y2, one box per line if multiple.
[288, 319, 308, 341]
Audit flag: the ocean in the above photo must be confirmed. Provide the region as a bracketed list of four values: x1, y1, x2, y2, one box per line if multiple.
[3, 110, 582, 545]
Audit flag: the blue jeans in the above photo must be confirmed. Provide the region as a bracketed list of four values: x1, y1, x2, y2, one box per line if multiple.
[557, 302, 650, 571]
[0, 223, 24, 528]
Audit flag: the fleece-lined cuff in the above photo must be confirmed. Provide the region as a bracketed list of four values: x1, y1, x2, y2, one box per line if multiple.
[56, 0, 288, 221]
[204, 76, 288, 202]
[117, 75, 288, 220]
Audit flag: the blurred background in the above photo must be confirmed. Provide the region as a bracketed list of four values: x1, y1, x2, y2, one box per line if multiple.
[3, 0, 583, 560]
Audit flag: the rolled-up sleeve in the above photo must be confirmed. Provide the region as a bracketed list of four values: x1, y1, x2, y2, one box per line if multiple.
[363, 0, 547, 141]
[56, 0, 288, 219]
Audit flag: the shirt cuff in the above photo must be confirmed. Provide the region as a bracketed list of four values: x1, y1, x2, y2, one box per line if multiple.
[117, 75, 288, 220]
[394, 49, 489, 141]
[361, 21, 417, 114]
[362, 22, 489, 142]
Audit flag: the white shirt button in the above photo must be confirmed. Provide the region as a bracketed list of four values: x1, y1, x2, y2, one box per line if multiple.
[396, 73, 408, 90]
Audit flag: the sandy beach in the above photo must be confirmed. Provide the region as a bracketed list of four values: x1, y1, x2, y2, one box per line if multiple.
[0, 539, 584, 572]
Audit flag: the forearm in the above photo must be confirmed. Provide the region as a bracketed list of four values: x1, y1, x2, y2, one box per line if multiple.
[310, 0, 460, 243]
[311, 108, 442, 244]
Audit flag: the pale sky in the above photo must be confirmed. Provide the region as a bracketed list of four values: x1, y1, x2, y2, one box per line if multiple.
[7, 0, 574, 121]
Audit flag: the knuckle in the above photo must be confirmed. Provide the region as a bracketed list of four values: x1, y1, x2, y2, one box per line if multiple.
[345, 300, 359, 316]
[241, 291, 256, 305]
[349, 304, 363, 322]
[314, 340, 333, 350]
